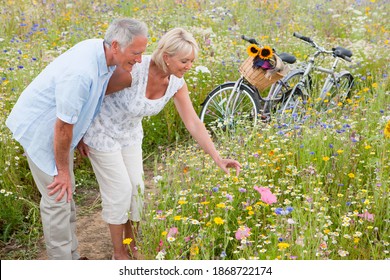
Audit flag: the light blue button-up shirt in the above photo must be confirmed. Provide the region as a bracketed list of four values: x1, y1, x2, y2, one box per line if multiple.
[6, 39, 115, 176]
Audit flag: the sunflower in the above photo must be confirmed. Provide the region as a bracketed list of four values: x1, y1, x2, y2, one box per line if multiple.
[259, 46, 273, 60]
[384, 120, 390, 138]
[247, 44, 260, 57]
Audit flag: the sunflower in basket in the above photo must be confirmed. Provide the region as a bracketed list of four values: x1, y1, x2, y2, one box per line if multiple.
[247, 44, 261, 57]
[246, 44, 275, 70]
[259, 46, 273, 60]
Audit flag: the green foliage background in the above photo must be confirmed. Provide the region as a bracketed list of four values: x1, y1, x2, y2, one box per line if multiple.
[0, 0, 388, 259]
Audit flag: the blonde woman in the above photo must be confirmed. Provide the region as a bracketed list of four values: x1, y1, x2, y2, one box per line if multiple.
[77, 28, 241, 260]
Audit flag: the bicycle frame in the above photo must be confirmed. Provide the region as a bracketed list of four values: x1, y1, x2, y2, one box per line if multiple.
[286, 48, 349, 106]
[226, 75, 289, 118]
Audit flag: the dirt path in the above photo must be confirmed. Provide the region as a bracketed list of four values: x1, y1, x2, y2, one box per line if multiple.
[37, 196, 113, 260]
[37, 168, 156, 260]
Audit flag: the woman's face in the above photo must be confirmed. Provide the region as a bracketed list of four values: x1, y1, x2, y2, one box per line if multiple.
[165, 50, 195, 78]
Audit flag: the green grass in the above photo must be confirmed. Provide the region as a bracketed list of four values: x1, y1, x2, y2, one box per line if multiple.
[0, 0, 389, 259]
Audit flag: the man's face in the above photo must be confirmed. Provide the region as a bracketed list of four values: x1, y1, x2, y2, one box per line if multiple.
[113, 36, 148, 72]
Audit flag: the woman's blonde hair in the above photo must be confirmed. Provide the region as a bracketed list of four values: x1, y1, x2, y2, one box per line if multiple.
[151, 28, 199, 73]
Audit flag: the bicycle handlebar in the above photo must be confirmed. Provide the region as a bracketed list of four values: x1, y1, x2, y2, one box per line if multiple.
[293, 32, 314, 44]
[241, 35, 297, 64]
[241, 35, 259, 45]
[293, 32, 353, 62]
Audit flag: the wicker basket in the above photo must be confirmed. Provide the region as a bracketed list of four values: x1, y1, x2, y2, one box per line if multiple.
[239, 56, 284, 90]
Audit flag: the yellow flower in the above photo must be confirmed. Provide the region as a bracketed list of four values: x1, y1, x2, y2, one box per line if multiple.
[214, 217, 224, 225]
[247, 44, 260, 57]
[216, 203, 226, 208]
[174, 215, 181, 221]
[277, 242, 290, 249]
[161, 231, 167, 236]
[259, 46, 273, 60]
[337, 149, 344, 154]
[322, 156, 330, 161]
[190, 244, 199, 256]
[123, 238, 133, 245]
[348, 173, 355, 178]
[384, 120, 390, 138]
[178, 200, 188, 205]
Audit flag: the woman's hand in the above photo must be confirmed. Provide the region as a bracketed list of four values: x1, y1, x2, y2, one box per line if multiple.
[216, 158, 242, 176]
[77, 138, 89, 157]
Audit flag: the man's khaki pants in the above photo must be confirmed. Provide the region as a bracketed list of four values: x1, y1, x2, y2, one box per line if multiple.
[26, 153, 80, 260]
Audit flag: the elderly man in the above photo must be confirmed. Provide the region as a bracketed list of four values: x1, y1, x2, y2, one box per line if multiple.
[6, 18, 148, 260]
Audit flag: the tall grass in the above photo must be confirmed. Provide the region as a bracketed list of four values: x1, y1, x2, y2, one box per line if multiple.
[0, 0, 388, 259]
[142, 87, 389, 260]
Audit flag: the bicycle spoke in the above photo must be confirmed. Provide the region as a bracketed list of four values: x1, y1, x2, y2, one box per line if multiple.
[199, 83, 260, 138]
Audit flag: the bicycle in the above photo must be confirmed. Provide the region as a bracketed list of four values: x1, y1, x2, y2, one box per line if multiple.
[270, 32, 355, 124]
[199, 35, 302, 135]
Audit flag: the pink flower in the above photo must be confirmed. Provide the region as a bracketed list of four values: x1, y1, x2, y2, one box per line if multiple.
[184, 236, 191, 242]
[235, 226, 251, 240]
[167, 227, 178, 238]
[254, 186, 277, 204]
[357, 211, 374, 222]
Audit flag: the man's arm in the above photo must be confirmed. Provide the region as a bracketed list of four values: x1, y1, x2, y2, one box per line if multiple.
[105, 67, 133, 95]
[47, 118, 74, 202]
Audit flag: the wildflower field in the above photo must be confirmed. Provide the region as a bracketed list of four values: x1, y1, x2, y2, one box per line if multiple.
[0, 0, 389, 260]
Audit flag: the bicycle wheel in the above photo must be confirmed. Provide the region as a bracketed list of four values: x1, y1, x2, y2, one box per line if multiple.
[320, 71, 354, 110]
[262, 69, 306, 121]
[199, 81, 261, 134]
[274, 86, 309, 124]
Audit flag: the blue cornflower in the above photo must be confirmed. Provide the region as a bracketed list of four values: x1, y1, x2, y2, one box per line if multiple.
[275, 207, 293, 215]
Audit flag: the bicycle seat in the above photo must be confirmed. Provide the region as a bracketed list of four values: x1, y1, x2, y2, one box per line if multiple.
[278, 52, 296, 64]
